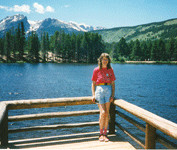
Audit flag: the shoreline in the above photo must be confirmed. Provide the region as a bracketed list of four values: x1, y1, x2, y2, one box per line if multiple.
[126, 61, 177, 64]
[0, 60, 177, 64]
[113, 61, 177, 64]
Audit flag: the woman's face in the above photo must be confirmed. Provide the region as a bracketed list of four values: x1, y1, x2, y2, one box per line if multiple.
[102, 56, 108, 67]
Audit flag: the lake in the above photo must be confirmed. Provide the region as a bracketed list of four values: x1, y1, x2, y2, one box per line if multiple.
[0, 63, 177, 148]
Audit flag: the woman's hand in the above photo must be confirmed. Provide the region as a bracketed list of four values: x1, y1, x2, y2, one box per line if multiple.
[110, 97, 114, 103]
[92, 96, 96, 103]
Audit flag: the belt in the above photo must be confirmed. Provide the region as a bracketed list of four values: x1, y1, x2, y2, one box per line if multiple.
[96, 83, 112, 86]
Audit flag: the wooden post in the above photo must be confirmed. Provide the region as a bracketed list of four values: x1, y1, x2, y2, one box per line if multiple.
[145, 123, 156, 149]
[109, 102, 115, 134]
[0, 103, 8, 146]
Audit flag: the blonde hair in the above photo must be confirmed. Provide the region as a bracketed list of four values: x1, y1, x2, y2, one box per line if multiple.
[98, 53, 112, 70]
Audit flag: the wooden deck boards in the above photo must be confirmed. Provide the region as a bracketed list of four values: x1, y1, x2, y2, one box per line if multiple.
[4, 132, 136, 149]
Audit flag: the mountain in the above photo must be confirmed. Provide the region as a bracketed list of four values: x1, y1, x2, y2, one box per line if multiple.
[0, 14, 105, 37]
[0, 14, 30, 37]
[1, 14, 177, 43]
[91, 18, 177, 43]
[27, 19, 104, 35]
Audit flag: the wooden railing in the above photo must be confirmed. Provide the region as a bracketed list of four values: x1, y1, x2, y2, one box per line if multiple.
[114, 99, 177, 149]
[0, 97, 177, 149]
[0, 97, 99, 146]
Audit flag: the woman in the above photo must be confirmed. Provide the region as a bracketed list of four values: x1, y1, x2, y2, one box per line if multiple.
[91, 53, 116, 142]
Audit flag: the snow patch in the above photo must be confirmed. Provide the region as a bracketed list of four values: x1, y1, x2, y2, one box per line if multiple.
[27, 20, 42, 32]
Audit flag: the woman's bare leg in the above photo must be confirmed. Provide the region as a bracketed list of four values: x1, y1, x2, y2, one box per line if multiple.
[103, 102, 111, 142]
[98, 104, 106, 141]
[98, 104, 106, 130]
[104, 102, 111, 130]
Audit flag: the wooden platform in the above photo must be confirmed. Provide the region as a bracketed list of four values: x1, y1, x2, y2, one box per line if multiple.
[2, 132, 136, 149]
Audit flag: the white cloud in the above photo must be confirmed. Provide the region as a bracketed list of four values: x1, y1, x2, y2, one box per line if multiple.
[0, 4, 31, 14]
[0, 5, 9, 11]
[33, 3, 54, 14]
[46, 6, 54, 12]
[33, 3, 45, 14]
[11, 5, 31, 14]
[0, 3, 54, 14]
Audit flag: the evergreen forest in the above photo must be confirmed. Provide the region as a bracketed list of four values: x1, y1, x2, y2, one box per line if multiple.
[0, 22, 177, 63]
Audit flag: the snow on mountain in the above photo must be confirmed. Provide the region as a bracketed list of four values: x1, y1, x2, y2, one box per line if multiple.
[69, 21, 105, 31]
[27, 18, 105, 35]
[0, 14, 30, 37]
[0, 14, 105, 37]
[79, 23, 94, 31]
[0, 14, 29, 31]
[68, 21, 88, 32]
[27, 20, 42, 33]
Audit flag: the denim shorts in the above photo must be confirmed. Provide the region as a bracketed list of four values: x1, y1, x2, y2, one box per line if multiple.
[95, 85, 112, 104]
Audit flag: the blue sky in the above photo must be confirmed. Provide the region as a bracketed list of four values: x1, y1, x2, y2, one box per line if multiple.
[0, 0, 176, 28]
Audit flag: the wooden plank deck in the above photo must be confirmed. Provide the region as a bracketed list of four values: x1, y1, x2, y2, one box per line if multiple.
[3, 132, 136, 149]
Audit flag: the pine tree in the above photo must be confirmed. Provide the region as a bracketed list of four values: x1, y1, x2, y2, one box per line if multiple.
[87, 32, 94, 63]
[81, 33, 89, 63]
[26, 32, 31, 58]
[166, 37, 175, 61]
[140, 41, 148, 61]
[64, 34, 71, 62]
[60, 31, 66, 62]
[54, 31, 60, 61]
[157, 39, 166, 61]
[76, 34, 82, 63]
[29, 31, 40, 62]
[111, 42, 118, 61]
[146, 40, 152, 61]
[46, 33, 50, 61]
[12, 33, 17, 58]
[90, 33, 99, 63]
[131, 39, 141, 60]
[0, 38, 4, 57]
[94, 33, 104, 62]
[128, 40, 134, 60]
[28, 32, 34, 60]
[71, 33, 76, 62]
[4, 31, 11, 62]
[117, 37, 129, 57]
[90, 33, 96, 63]
[34, 33, 40, 63]
[16, 24, 21, 57]
[85, 32, 91, 63]
[174, 39, 177, 61]
[151, 40, 157, 61]
[41, 32, 46, 62]
[49, 32, 56, 61]
[11, 27, 16, 58]
[19, 22, 25, 59]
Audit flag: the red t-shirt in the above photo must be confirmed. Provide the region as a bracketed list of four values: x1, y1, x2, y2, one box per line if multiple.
[91, 67, 116, 84]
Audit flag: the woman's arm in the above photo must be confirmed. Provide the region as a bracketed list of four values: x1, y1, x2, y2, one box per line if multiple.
[92, 81, 96, 103]
[110, 81, 115, 102]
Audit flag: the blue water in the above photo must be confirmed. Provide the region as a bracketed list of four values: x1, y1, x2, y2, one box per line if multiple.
[0, 63, 177, 148]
